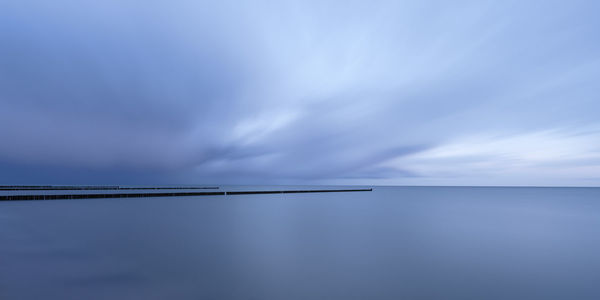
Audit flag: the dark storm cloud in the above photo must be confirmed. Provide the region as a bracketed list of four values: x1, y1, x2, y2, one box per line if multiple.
[1, 0, 600, 185]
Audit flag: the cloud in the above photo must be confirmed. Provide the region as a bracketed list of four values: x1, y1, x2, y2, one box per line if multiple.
[383, 128, 600, 186]
[1, 0, 599, 185]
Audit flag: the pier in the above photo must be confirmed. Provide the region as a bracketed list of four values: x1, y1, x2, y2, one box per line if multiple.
[0, 188, 372, 201]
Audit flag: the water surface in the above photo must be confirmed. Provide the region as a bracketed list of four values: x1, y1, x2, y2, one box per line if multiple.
[1, 186, 599, 299]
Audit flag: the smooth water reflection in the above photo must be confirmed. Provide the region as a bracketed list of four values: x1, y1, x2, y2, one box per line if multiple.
[1, 187, 600, 299]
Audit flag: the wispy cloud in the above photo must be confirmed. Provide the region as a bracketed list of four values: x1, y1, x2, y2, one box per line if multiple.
[1, 0, 599, 185]
[382, 128, 600, 186]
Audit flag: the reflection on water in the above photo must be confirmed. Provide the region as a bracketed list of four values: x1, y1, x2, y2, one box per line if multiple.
[1, 187, 600, 299]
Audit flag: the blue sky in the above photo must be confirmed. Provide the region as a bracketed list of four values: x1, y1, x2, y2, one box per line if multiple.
[1, 0, 599, 186]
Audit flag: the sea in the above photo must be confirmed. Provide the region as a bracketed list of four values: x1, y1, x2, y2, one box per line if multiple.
[1, 186, 599, 299]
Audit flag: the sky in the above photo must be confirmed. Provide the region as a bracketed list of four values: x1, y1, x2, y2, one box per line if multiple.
[1, 0, 599, 186]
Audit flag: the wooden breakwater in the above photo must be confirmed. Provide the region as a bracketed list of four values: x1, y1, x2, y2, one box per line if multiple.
[0, 188, 372, 201]
[227, 189, 373, 195]
[0, 186, 219, 191]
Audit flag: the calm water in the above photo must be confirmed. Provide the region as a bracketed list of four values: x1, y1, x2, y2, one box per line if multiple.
[1, 186, 600, 299]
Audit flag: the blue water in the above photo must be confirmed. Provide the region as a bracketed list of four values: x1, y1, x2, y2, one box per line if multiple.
[1, 186, 600, 299]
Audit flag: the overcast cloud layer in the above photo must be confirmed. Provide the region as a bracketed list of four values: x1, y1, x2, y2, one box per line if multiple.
[1, 0, 599, 185]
